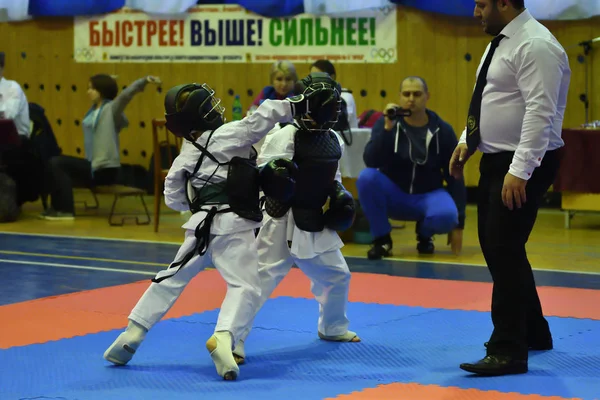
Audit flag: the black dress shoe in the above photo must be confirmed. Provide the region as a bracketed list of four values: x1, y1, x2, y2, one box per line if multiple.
[460, 355, 528, 376]
[484, 339, 553, 351]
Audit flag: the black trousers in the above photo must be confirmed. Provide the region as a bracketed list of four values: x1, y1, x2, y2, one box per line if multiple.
[478, 149, 559, 360]
[48, 155, 119, 213]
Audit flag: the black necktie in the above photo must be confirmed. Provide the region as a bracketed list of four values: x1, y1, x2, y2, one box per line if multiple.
[466, 34, 505, 153]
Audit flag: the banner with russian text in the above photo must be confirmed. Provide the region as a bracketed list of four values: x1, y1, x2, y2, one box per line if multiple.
[73, 5, 397, 63]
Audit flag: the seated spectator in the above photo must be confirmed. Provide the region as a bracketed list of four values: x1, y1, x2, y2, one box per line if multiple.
[0, 52, 30, 138]
[250, 61, 298, 154]
[249, 60, 297, 110]
[40, 74, 161, 220]
[356, 76, 466, 258]
[309, 59, 358, 129]
[0, 51, 42, 213]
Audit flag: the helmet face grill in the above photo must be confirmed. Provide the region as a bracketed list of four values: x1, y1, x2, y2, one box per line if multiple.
[199, 83, 225, 120]
[297, 82, 341, 133]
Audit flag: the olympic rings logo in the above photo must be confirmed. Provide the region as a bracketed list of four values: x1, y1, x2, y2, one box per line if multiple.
[370, 47, 396, 62]
[75, 48, 95, 61]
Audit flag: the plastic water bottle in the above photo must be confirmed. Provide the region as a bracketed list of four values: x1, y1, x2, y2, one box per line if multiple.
[232, 95, 243, 121]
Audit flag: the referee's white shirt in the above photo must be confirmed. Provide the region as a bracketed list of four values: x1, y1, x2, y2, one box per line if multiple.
[459, 9, 571, 180]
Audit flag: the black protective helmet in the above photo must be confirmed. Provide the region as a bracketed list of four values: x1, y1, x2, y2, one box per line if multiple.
[164, 83, 225, 138]
[294, 72, 341, 132]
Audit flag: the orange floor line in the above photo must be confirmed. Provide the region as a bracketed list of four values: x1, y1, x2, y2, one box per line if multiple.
[2, 269, 600, 349]
[327, 382, 582, 400]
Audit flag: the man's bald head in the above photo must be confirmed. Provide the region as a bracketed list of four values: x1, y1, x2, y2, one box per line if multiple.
[400, 76, 428, 93]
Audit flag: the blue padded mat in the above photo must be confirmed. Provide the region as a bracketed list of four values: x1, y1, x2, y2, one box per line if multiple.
[1, 297, 599, 400]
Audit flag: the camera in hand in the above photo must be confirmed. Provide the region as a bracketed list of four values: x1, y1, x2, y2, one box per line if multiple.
[385, 106, 412, 119]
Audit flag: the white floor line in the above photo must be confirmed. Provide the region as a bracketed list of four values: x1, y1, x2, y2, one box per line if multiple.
[344, 255, 600, 275]
[3, 233, 598, 276]
[0, 231, 181, 245]
[0, 259, 157, 275]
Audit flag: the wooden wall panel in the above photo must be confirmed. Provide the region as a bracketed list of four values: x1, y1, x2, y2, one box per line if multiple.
[1, 7, 597, 185]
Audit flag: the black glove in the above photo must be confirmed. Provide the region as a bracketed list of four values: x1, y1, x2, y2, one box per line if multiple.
[287, 72, 339, 125]
[324, 181, 355, 231]
[259, 158, 298, 203]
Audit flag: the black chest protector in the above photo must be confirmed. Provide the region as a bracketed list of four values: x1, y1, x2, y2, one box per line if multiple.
[185, 130, 263, 223]
[151, 130, 261, 284]
[265, 128, 342, 232]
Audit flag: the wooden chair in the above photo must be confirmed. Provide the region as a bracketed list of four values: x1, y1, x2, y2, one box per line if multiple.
[91, 185, 150, 226]
[152, 118, 182, 232]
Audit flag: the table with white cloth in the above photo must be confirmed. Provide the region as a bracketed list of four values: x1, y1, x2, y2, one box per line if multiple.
[338, 127, 372, 179]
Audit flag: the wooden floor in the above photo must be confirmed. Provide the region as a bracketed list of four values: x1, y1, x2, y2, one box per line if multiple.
[3, 189, 600, 274]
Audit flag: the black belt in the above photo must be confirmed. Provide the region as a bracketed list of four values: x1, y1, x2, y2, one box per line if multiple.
[151, 206, 223, 283]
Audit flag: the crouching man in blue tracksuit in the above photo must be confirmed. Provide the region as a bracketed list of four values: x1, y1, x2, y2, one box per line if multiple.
[357, 76, 466, 259]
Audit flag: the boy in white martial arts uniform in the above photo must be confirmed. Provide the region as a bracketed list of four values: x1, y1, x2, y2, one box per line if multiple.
[103, 80, 335, 380]
[232, 73, 360, 364]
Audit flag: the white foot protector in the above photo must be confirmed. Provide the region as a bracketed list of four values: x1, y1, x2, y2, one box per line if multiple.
[318, 330, 360, 342]
[103, 321, 147, 365]
[206, 331, 239, 380]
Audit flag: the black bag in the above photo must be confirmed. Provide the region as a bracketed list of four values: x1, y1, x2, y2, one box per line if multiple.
[29, 103, 61, 163]
[0, 171, 19, 222]
[29, 103, 61, 208]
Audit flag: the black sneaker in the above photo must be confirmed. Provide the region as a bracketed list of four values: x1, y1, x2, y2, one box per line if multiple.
[39, 208, 75, 221]
[417, 235, 434, 254]
[367, 234, 393, 260]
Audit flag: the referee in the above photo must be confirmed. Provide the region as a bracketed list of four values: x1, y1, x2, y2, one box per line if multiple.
[449, 0, 571, 376]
